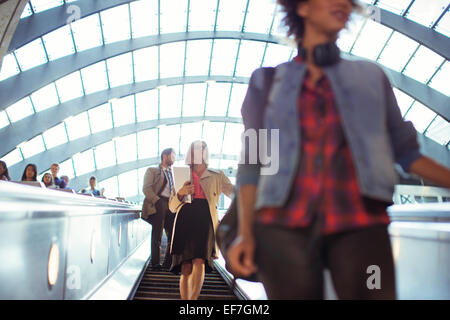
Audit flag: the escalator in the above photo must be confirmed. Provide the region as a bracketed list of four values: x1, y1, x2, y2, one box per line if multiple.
[132, 235, 239, 300]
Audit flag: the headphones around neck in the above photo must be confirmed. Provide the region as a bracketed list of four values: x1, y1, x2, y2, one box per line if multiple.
[298, 41, 341, 67]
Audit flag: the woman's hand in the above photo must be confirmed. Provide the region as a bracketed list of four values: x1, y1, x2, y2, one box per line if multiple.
[177, 181, 194, 200]
[227, 233, 257, 277]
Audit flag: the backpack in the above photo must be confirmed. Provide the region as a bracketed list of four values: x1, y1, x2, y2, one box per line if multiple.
[216, 67, 276, 282]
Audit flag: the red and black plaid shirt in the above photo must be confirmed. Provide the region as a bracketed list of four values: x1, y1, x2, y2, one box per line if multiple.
[256, 57, 390, 234]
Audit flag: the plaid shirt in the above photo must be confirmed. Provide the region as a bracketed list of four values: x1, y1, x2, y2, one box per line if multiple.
[256, 57, 390, 234]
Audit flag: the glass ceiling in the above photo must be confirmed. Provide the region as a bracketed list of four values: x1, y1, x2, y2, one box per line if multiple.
[0, 0, 449, 201]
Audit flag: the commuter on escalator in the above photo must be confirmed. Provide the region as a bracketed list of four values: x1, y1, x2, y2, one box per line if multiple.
[169, 141, 234, 300]
[50, 163, 66, 189]
[81, 176, 101, 196]
[21, 164, 38, 182]
[228, 0, 450, 300]
[142, 148, 177, 271]
[0, 161, 11, 181]
[41, 173, 56, 188]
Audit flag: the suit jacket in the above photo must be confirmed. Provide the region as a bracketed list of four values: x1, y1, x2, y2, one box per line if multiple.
[168, 168, 234, 255]
[142, 164, 174, 220]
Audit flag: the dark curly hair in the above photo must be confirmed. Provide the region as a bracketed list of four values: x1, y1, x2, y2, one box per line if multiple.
[277, 0, 361, 41]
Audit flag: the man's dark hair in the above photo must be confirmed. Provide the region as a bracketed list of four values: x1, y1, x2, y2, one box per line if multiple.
[161, 148, 175, 162]
[89, 176, 96, 181]
[277, 0, 360, 41]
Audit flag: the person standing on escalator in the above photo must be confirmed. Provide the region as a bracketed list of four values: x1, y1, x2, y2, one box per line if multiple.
[228, 0, 450, 300]
[142, 148, 177, 270]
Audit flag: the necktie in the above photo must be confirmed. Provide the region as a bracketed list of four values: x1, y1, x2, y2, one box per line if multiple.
[167, 167, 174, 194]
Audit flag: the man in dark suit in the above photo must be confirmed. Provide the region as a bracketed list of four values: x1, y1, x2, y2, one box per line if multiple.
[142, 148, 176, 270]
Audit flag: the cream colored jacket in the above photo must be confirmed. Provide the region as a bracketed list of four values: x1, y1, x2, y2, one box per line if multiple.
[168, 168, 234, 255]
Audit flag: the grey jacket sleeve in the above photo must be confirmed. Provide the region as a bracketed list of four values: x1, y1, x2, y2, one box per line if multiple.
[382, 71, 422, 172]
[236, 68, 267, 190]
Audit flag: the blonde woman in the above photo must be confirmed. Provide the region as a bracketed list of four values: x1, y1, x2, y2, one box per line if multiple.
[169, 140, 233, 300]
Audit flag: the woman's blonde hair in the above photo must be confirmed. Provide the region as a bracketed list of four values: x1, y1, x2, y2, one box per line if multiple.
[185, 140, 209, 166]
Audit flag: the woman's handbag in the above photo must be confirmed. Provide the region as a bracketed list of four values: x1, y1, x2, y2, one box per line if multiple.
[216, 67, 275, 282]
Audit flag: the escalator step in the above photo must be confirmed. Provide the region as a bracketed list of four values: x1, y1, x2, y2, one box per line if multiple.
[133, 235, 238, 300]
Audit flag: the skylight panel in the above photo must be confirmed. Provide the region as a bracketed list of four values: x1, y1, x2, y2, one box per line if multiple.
[425, 116, 450, 145]
[222, 123, 244, 156]
[188, 0, 217, 32]
[435, 11, 450, 37]
[137, 129, 158, 160]
[393, 88, 414, 116]
[14, 38, 48, 71]
[351, 20, 392, 61]
[133, 46, 158, 82]
[337, 13, 366, 53]
[30, 82, 59, 112]
[210, 39, 240, 76]
[88, 103, 113, 134]
[159, 42, 186, 78]
[100, 4, 131, 44]
[180, 122, 203, 155]
[405, 0, 449, 28]
[106, 52, 133, 88]
[428, 61, 450, 96]
[42, 25, 75, 61]
[243, 0, 277, 34]
[159, 85, 183, 119]
[135, 90, 158, 122]
[20, 135, 45, 159]
[111, 95, 136, 127]
[227, 83, 248, 118]
[65, 112, 91, 141]
[0, 53, 20, 81]
[216, 0, 247, 31]
[261, 43, 294, 67]
[71, 14, 103, 52]
[202, 121, 224, 154]
[6, 97, 34, 123]
[404, 101, 438, 133]
[98, 176, 119, 199]
[20, 2, 33, 19]
[376, 0, 413, 15]
[80, 61, 109, 95]
[271, 4, 289, 37]
[115, 134, 137, 164]
[59, 158, 75, 179]
[30, 0, 64, 14]
[403, 46, 445, 84]
[94, 141, 116, 170]
[42, 123, 68, 150]
[159, 0, 188, 33]
[0, 148, 23, 168]
[204, 83, 231, 117]
[73, 149, 95, 176]
[118, 170, 138, 198]
[0, 111, 9, 130]
[159, 124, 181, 154]
[184, 40, 213, 76]
[55, 71, 84, 103]
[234, 40, 266, 77]
[377, 32, 419, 72]
[130, 0, 159, 38]
[182, 83, 207, 117]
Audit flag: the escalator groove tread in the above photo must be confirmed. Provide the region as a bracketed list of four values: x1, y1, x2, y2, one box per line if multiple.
[132, 235, 237, 300]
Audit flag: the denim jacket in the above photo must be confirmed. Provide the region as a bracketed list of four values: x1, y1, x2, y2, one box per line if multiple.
[236, 58, 422, 210]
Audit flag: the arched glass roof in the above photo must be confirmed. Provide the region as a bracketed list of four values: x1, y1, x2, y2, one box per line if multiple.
[0, 0, 449, 201]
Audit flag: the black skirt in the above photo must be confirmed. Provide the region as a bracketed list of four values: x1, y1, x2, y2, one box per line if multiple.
[170, 198, 216, 274]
